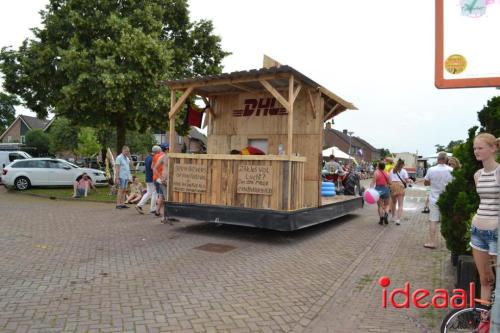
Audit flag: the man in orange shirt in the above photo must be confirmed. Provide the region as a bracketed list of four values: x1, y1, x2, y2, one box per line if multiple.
[154, 144, 174, 224]
[152, 144, 165, 216]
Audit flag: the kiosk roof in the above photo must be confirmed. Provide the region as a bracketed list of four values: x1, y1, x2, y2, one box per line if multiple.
[161, 65, 357, 117]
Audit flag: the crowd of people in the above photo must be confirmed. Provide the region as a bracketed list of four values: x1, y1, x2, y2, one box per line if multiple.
[111, 144, 176, 225]
[72, 144, 175, 225]
[367, 132, 499, 331]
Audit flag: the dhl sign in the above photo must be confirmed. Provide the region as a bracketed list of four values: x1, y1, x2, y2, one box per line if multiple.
[233, 98, 287, 117]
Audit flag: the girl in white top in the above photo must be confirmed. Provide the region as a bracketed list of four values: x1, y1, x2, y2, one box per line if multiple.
[471, 133, 499, 304]
[389, 159, 412, 225]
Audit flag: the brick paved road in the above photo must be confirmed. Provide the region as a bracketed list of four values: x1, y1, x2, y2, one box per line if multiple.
[0, 184, 452, 333]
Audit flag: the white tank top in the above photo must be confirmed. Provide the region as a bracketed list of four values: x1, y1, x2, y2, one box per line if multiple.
[472, 165, 500, 230]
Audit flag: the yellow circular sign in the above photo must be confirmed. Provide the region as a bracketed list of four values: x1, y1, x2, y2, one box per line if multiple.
[445, 54, 467, 75]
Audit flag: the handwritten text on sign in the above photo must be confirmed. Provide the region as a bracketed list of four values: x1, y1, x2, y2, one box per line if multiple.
[173, 164, 207, 193]
[237, 164, 272, 195]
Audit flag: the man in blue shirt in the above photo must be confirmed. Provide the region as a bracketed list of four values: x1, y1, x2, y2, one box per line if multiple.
[114, 145, 132, 209]
[135, 145, 160, 214]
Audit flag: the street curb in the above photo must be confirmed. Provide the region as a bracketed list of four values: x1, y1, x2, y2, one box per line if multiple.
[6, 188, 115, 204]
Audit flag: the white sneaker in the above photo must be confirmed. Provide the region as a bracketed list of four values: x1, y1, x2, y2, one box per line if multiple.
[395, 220, 401, 225]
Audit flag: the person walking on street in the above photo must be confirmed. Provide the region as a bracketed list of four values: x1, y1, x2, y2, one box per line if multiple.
[384, 157, 394, 174]
[115, 145, 132, 209]
[135, 145, 160, 214]
[423, 152, 453, 249]
[389, 159, 412, 225]
[370, 162, 392, 225]
[157, 146, 176, 224]
[153, 144, 168, 220]
[470, 133, 499, 313]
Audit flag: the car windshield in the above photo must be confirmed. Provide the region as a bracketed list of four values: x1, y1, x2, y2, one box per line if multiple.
[65, 162, 79, 168]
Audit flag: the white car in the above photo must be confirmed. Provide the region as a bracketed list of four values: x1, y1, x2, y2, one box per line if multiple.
[135, 161, 145, 173]
[2, 158, 108, 190]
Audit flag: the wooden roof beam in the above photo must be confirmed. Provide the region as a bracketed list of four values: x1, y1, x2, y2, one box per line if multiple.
[229, 83, 256, 93]
[324, 104, 341, 121]
[259, 80, 290, 112]
[292, 84, 302, 104]
[306, 89, 317, 119]
[166, 73, 290, 90]
[168, 86, 194, 118]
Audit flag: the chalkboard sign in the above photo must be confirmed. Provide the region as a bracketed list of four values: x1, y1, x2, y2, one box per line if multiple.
[173, 164, 207, 193]
[237, 164, 272, 195]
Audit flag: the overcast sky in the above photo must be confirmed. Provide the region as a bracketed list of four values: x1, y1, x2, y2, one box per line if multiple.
[1, 0, 498, 157]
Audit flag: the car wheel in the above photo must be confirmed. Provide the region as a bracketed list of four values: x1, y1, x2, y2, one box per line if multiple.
[14, 176, 31, 191]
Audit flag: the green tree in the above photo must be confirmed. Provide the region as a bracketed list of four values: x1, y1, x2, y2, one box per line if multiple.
[437, 127, 481, 255]
[446, 139, 464, 153]
[477, 96, 500, 137]
[75, 127, 100, 157]
[48, 117, 79, 155]
[126, 129, 156, 155]
[0, 0, 228, 151]
[0, 92, 18, 132]
[25, 129, 50, 156]
[434, 144, 446, 153]
[379, 148, 391, 158]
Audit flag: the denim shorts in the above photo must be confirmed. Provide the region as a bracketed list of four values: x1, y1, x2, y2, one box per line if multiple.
[470, 225, 498, 255]
[76, 188, 86, 197]
[375, 185, 390, 199]
[118, 178, 129, 189]
[154, 181, 164, 196]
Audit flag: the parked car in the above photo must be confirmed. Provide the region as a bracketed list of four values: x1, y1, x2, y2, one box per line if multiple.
[0, 151, 32, 182]
[135, 161, 145, 173]
[0, 151, 32, 168]
[2, 158, 108, 191]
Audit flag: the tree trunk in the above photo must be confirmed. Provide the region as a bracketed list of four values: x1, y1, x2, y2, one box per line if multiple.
[116, 112, 126, 153]
[100, 148, 107, 169]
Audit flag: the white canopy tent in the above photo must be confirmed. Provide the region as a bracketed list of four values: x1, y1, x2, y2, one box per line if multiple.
[322, 146, 356, 161]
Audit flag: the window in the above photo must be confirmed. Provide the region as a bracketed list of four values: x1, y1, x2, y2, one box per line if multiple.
[9, 153, 24, 162]
[7, 136, 12, 143]
[20, 136, 25, 144]
[12, 161, 28, 168]
[24, 160, 48, 168]
[47, 160, 69, 169]
[248, 138, 268, 154]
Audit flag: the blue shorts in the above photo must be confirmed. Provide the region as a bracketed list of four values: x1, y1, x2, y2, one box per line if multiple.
[375, 185, 390, 199]
[75, 188, 86, 197]
[470, 225, 497, 255]
[118, 178, 129, 189]
[154, 181, 164, 196]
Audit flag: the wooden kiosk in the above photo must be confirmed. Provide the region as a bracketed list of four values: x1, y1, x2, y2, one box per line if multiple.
[162, 63, 361, 231]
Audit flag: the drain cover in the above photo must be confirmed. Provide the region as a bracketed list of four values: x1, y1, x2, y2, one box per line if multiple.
[194, 243, 236, 253]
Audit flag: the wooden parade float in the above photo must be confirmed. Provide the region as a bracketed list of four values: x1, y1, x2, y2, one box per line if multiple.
[162, 59, 361, 231]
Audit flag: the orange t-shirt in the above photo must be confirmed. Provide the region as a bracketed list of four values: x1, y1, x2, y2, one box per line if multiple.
[152, 152, 164, 181]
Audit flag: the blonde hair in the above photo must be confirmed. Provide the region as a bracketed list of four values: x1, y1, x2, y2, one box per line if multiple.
[475, 133, 500, 150]
[448, 156, 461, 169]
